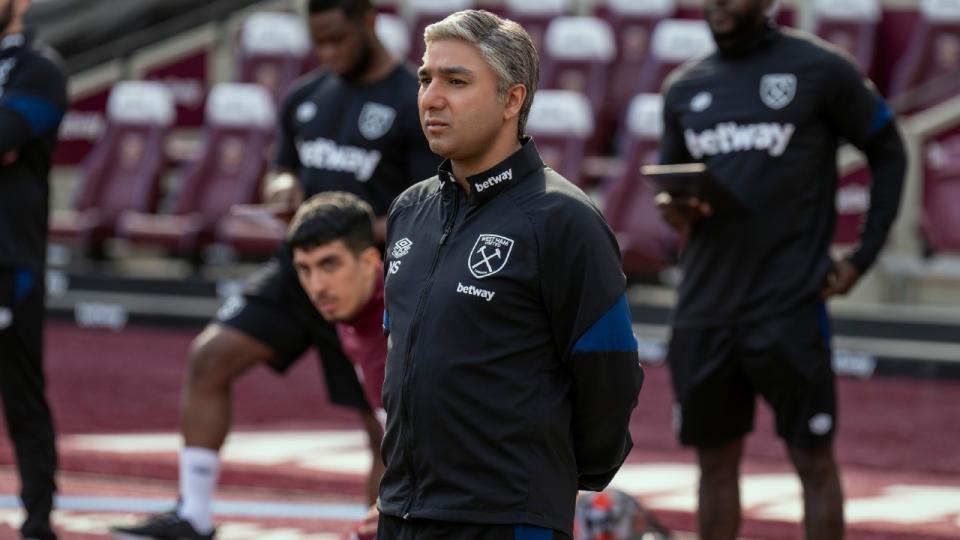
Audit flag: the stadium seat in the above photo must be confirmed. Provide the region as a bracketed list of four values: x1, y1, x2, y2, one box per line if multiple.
[920, 129, 960, 253]
[539, 16, 616, 153]
[49, 81, 174, 256]
[602, 94, 679, 279]
[888, 0, 960, 103]
[376, 13, 411, 62]
[236, 11, 313, 103]
[526, 90, 594, 186]
[503, 0, 572, 54]
[833, 166, 873, 246]
[597, 0, 676, 133]
[633, 18, 714, 95]
[404, 0, 477, 65]
[116, 83, 275, 261]
[812, 0, 881, 74]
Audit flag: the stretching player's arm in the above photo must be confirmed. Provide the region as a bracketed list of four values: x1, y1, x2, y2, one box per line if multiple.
[541, 202, 644, 492]
[823, 55, 907, 275]
[0, 54, 66, 160]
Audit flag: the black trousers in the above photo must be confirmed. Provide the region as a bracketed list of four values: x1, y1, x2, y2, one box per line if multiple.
[0, 268, 57, 540]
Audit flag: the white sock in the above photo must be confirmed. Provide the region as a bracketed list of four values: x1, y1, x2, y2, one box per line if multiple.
[178, 446, 220, 533]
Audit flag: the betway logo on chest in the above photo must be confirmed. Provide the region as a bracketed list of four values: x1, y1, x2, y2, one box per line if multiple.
[685, 122, 796, 159]
[457, 282, 496, 302]
[474, 169, 512, 193]
[298, 138, 382, 182]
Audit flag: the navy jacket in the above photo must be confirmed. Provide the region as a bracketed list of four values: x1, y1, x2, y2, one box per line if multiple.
[380, 139, 644, 535]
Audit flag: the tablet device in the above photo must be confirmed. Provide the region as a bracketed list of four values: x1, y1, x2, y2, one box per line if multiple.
[641, 163, 747, 215]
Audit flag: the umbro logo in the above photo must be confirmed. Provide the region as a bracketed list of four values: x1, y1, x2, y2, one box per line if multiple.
[391, 238, 413, 258]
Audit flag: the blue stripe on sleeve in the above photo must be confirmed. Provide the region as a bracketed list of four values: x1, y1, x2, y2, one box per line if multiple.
[572, 295, 638, 354]
[382, 309, 390, 335]
[2, 95, 64, 136]
[514, 524, 553, 540]
[869, 100, 893, 135]
[14, 268, 36, 303]
[817, 301, 832, 347]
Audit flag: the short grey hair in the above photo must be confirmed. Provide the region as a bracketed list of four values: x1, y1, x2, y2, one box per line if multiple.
[424, 10, 539, 138]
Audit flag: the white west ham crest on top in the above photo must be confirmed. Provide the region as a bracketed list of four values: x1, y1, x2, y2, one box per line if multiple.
[358, 102, 396, 140]
[759, 73, 797, 110]
[468, 234, 514, 279]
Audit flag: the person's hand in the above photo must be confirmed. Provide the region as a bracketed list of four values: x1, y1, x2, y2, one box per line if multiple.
[344, 505, 379, 540]
[262, 173, 304, 214]
[820, 259, 861, 299]
[2, 150, 18, 166]
[654, 192, 713, 234]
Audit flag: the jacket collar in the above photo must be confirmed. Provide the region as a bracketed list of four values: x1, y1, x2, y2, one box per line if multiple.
[437, 137, 544, 206]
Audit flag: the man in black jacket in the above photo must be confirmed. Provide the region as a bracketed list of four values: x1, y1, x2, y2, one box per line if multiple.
[378, 10, 644, 540]
[656, 0, 907, 539]
[0, 1, 68, 539]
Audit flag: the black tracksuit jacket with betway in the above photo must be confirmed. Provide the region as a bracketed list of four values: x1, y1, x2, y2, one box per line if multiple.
[379, 139, 644, 535]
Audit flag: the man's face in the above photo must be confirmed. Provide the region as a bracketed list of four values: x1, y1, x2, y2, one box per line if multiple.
[293, 240, 379, 322]
[703, 0, 769, 38]
[418, 39, 508, 162]
[308, 9, 372, 80]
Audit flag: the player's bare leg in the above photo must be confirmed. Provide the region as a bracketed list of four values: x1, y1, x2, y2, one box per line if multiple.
[697, 438, 744, 540]
[788, 443, 844, 540]
[180, 324, 273, 448]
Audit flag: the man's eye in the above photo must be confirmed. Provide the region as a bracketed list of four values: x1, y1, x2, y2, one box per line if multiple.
[419, 77, 431, 86]
[449, 79, 465, 86]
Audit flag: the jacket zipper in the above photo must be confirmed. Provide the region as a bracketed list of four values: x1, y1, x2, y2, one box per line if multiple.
[400, 189, 460, 518]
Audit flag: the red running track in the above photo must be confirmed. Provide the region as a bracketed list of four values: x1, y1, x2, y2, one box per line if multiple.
[28, 322, 960, 475]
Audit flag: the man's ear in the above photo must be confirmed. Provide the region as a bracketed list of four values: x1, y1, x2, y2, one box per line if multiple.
[361, 245, 382, 266]
[502, 83, 527, 123]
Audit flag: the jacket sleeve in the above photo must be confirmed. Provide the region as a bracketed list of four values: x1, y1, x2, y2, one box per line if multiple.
[658, 76, 695, 165]
[540, 197, 644, 491]
[0, 53, 67, 157]
[821, 53, 907, 273]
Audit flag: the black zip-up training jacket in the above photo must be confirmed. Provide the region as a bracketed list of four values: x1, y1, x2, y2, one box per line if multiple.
[379, 138, 644, 535]
[0, 32, 67, 271]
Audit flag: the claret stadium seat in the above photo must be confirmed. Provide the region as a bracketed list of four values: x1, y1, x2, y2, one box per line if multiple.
[539, 16, 616, 153]
[237, 11, 312, 103]
[503, 0, 572, 54]
[920, 129, 960, 253]
[405, 0, 476, 65]
[376, 12, 412, 62]
[634, 18, 715, 95]
[602, 93, 679, 279]
[889, 0, 960, 103]
[525, 90, 594, 186]
[49, 81, 174, 257]
[812, 0, 880, 74]
[116, 83, 275, 261]
[597, 0, 676, 140]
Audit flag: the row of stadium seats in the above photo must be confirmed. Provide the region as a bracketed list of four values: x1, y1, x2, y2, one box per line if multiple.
[45, 79, 960, 275]
[45, 78, 678, 275]
[374, 0, 960, 104]
[49, 82, 280, 262]
[236, 0, 959, 154]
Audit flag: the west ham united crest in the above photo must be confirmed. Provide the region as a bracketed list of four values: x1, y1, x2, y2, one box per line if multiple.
[358, 102, 396, 140]
[759, 73, 797, 110]
[468, 234, 514, 279]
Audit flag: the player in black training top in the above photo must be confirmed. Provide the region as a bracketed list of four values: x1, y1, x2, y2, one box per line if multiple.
[111, 1, 439, 539]
[0, 0, 68, 538]
[656, 0, 906, 539]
